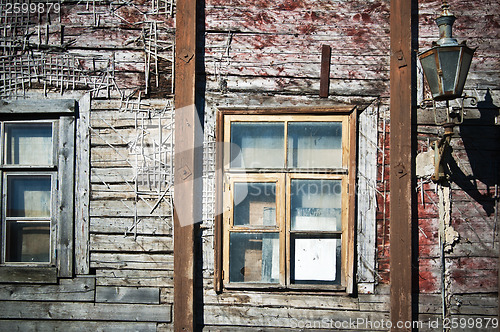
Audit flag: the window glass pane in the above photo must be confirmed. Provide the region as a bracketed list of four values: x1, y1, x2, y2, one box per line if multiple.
[287, 122, 342, 168]
[7, 175, 52, 218]
[5, 222, 50, 262]
[5, 123, 53, 165]
[438, 48, 460, 93]
[291, 179, 342, 231]
[234, 182, 276, 227]
[230, 122, 284, 169]
[229, 232, 279, 283]
[292, 235, 341, 284]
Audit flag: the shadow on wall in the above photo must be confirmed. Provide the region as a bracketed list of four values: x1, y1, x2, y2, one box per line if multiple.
[448, 89, 500, 216]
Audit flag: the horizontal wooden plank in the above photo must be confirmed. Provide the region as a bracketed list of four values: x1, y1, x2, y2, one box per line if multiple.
[0, 267, 57, 284]
[90, 217, 172, 235]
[0, 301, 171, 322]
[90, 234, 173, 252]
[0, 320, 158, 332]
[205, 32, 390, 56]
[91, 127, 172, 146]
[203, 304, 389, 329]
[449, 294, 498, 315]
[0, 277, 94, 302]
[91, 253, 173, 270]
[96, 269, 173, 287]
[91, 99, 174, 111]
[202, 289, 359, 310]
[96, 286, 160, 304]
[0, 99, 76, 114]
[203, 92, 378, 109]
[205, 7, 389, 35]
[91, 167, 135, 183]
[90, 199, 171, 217]
[206, 76, 389, 96]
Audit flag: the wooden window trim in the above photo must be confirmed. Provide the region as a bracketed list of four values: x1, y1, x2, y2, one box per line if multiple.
[0, 99, 76, 283]
[214, 106, 357, 294]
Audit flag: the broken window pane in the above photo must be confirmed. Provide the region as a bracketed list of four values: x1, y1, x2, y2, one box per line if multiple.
[230, 122, 284, 169]
[291, 179, 342, 231]
[292, 236, 341, 284]
[234, 182, 276, 227]
[7, 175, 52, 218]
[287, 122, 342, 168]
[229, 232, 279, 283]
[5, 222, 51, 262]
[5, 123, 53, 165]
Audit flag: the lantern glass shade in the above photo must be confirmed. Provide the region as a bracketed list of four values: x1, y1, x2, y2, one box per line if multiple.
[419, 45, 474, 101]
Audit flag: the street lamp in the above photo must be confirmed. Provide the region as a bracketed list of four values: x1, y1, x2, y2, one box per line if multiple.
[418, 0, 476, 181]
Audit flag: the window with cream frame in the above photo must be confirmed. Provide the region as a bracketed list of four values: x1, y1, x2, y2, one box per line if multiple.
[217, 109, 356, 292]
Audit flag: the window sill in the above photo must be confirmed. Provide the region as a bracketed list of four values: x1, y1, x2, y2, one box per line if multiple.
[224, 282, 347, 293]
[0, 266, 57, 284]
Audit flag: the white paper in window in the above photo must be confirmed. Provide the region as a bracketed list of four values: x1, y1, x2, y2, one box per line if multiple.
[294, 238, 337, 281]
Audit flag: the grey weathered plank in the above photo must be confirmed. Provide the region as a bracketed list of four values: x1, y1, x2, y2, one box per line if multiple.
[90, 217, 172, 236]
[206, 76, 388, 96]
[90, 234, 173, 252]
[0, 267, 57, 284]
[91, 253, 173, 270]
[357, 103, 378, 290]
[90, 199, 171, 217]
[0, 99, 76, 114]
[203, 304, 389, 329]
[58, 115, 76, 278]
[0, 301, 171, 322]
[0, 320, 158, 332]
[96, 286, 160, 304]
[0, 277, 95, 302]
[202, 289, 359, 310]
[75, 93, 91, 275]
[96, 269, 173, 287]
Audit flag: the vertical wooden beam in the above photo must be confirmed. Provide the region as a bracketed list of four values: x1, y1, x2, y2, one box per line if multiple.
[174, 0, 197, 327]
[390, 0, 414, 329]
[319, 45, 331, 98]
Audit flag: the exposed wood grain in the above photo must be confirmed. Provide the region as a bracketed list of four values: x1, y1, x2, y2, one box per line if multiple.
[89, 234, 172, 252]
[58, 115, 76, 278]
[91, 253, 173, 270]
[96, 286, 160, 304]
[0, 301, 171, 322]
[389, 0, 415, 328]
[0, 267, 57, 284]
[75, 94, 91, 275]
[0, 321, 157, 332]
[0, 99, 76, 114]
[90, 217, 172, 235]
[96, 269, 173, 287]
[174, 0, 198, 327]
[0, 277, 95, 301]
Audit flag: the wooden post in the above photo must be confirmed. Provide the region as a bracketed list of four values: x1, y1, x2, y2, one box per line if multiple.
[319, 44, 331, 98]
[174, 0, 197, 327]
[390, 0, 415, 329]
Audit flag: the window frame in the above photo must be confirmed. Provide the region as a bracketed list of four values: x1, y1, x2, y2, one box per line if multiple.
[0, 99, 76, 283]
[214, 107, 357, 293]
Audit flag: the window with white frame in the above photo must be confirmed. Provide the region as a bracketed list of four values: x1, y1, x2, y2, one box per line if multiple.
[218, 109, 356, 292]
[0, 100, 75, 283]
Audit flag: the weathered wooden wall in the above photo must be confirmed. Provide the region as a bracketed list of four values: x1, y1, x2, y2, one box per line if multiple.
[0, 0, 175, 330]
[200, 0, 499, 330]
[414, 0, 500, 328]
[200, 0, 393, 329]
[0, 0, 498, 330]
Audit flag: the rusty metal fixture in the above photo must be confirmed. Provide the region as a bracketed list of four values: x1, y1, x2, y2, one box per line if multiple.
[418, 1, 478, 182]
[418, 1, 476, 102]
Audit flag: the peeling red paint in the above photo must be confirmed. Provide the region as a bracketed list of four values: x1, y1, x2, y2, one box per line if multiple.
[277, 0, 305, 11]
